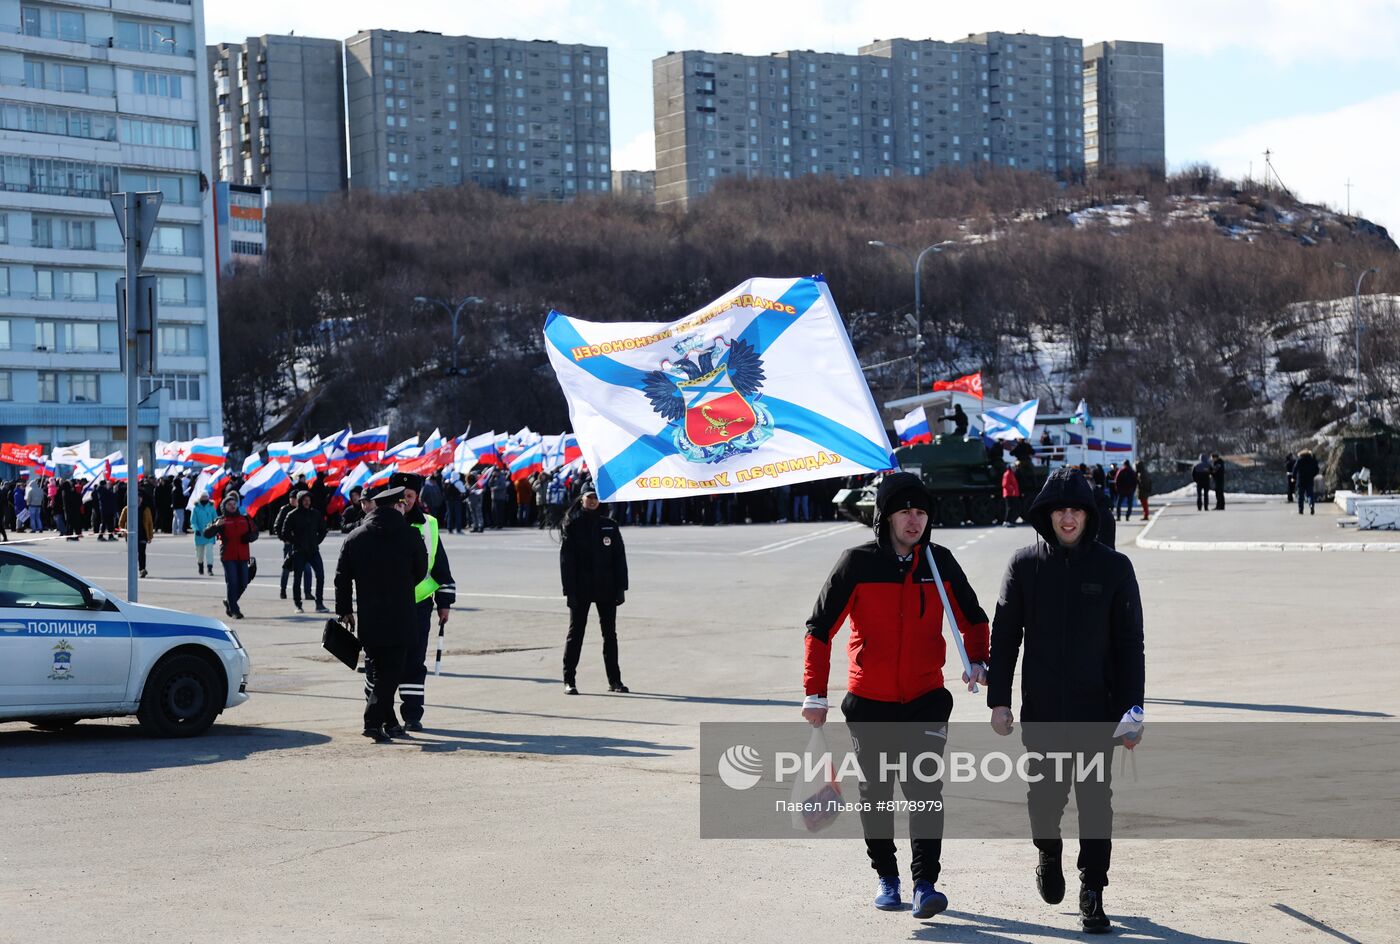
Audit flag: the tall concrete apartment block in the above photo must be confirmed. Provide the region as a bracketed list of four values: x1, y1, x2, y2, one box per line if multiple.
[207, 35, 348, 204]
[1083, 41, 1165, 175]
[345, 30, 611, 199]
[655, 32, 1086, 209]
[0, 0, 224, 456]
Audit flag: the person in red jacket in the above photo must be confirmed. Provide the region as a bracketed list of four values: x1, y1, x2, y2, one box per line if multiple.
[204, 495, 259, 619]
[802, 471, 990, 920]
[1001, 462, 1022, 527]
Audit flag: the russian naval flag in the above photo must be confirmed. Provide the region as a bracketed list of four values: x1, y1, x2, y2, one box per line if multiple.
[544, 276, 894, 502]
[893, 406, 932, 446]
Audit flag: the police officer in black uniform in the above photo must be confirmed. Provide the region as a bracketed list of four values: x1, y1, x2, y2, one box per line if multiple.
[559, 485, 629, 694]
[392, 472, 456, 731]
[334, 485, 428, 743]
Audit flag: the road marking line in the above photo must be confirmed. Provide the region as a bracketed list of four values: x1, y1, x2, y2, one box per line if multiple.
[743, 523, 862, 556]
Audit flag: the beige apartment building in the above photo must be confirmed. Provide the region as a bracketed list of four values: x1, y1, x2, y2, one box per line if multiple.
[657, 31, 1162, 208]
[345, 29, 611, 199]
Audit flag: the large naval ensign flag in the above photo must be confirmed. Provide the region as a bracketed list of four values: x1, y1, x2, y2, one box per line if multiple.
[544, 276, 894, 502]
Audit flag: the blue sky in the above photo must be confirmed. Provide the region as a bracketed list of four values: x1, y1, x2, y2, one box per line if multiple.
[207, 0, 1400, 230]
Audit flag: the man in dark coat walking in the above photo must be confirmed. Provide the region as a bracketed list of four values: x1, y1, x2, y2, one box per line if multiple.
[559, 486, 629, 694]
[1293, 449, 1321, 515]
[987, 467, 1145, 935]
[279, 490, 329, 612]
[1191, 454, 1212, 512]
[1210, 453, 1226, 510]
[334, 486, 428, 742]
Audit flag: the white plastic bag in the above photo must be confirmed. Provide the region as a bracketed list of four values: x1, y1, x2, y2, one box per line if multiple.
[790, 726, 843, 832]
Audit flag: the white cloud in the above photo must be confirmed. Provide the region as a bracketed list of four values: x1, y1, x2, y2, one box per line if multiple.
[612, 129, 656, 171]
[1199, 89, 1400, 232]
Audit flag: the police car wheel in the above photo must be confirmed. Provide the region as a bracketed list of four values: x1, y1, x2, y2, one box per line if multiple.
[137, 655, 222, 738]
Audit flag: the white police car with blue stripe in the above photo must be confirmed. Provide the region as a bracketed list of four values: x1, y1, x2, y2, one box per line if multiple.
[0, 547, 249, 737]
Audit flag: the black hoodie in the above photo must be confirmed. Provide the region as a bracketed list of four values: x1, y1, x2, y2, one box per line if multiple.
[987, 468, 1144, 722]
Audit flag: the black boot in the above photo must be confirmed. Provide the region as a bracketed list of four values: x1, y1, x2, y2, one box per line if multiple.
[362, 726, 392, 744]
[1079, 882, 1111, 934]
[1036, 849, 1065, 904]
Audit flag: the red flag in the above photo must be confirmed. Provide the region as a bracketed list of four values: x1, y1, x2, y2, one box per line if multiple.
[397, 444, 454, 476]
[0, 443, 44, 466]
[933, 371, 983, 398]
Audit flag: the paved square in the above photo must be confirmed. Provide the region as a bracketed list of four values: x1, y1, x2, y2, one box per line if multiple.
[2, 515, 1396, 942]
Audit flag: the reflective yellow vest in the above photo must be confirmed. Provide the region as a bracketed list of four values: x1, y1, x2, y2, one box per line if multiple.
[412, 514, 441, 603]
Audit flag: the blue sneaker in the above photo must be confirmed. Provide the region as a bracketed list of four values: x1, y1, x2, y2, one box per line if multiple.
[911, 880, 948, 919]
[874, 876, 901, 910]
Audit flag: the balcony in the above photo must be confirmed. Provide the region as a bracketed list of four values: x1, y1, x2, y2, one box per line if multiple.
[0, 70, 117, 98]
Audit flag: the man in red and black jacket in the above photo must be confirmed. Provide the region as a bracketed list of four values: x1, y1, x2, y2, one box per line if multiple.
[802, 471, 990, 920]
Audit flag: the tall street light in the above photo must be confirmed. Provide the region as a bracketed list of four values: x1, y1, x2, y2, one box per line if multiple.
[1334, 263, 1380, 421]
[868, 239, 952, 395]
[414, 294, 484, 376]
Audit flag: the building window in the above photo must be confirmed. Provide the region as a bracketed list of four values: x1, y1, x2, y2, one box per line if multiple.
[114, 20, 179, 56]
[157, 277, 187, 304]
[61, 322, 99, 352]
[130, 70, 182, 98]
[68, 372, 98, 402]
[0, 371, 10, 401]
[139, 372, 201, 402]
[38, 371, 57, 402]
[158, 325, 190, 355]
[0, 268, 7, 297]
[119, 118, 196, 150]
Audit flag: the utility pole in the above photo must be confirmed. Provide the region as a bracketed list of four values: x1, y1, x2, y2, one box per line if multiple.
[111, 191, 162, 601]
[867, 240, 951, 396]
[1345, 178, 1353, 217]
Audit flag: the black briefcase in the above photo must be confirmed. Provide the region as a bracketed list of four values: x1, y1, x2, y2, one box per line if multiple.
[321, 618, 361, 670]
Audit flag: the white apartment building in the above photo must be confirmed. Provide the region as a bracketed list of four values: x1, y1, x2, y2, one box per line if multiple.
[0, 0, 222, 462]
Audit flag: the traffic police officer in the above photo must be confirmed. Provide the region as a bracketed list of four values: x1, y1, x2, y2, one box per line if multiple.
[392, 472, 457, 731]
[334, 485, 427, 742]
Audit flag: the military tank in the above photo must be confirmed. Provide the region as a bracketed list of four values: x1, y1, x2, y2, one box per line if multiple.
[835, 437, 1046, 527]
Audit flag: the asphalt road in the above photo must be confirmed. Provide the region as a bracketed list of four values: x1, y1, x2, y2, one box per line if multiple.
[1, 512, 1396, 943]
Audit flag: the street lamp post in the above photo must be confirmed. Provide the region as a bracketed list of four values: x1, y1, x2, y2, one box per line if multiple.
[1334, 264, 1380, 421]
[414, 294, 484, 376]
[868, 239, 951, 395]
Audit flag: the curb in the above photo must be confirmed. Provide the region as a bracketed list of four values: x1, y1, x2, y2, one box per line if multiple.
[1135, 503, 1400, 553]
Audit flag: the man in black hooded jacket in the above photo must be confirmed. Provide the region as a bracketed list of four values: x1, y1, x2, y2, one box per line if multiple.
[987, 467, 1144, 935]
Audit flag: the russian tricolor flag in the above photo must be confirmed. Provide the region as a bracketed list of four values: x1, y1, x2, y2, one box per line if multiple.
[364, 463, 397, 492]
[267, 442, 292, 467]
[337, 461, 373, 499]
[288, 436, 322, 463]
[348, 425, 389, 459]
[110, 455, 145, 481]
[893, 406, 932, 446]
[186, 436, 226, 467]
[384, 436, 421, 461]
[509, 441, 544, 482]
[241, 461, 292, 517]
[462, 431, 500, 466]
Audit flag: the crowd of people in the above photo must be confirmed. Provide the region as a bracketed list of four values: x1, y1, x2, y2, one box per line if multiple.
[998, 454, 1154, 535]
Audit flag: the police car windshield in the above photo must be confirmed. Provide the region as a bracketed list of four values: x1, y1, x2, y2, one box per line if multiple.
[0, 560, 87, 609]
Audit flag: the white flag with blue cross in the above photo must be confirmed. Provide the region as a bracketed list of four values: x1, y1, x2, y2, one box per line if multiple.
[544, 276, 894, 502]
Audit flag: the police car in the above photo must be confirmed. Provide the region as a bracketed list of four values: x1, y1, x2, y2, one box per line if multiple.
[0, 547, 249, 737]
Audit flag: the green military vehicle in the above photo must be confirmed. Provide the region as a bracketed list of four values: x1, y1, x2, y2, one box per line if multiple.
[834, 437, 1045, 527]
